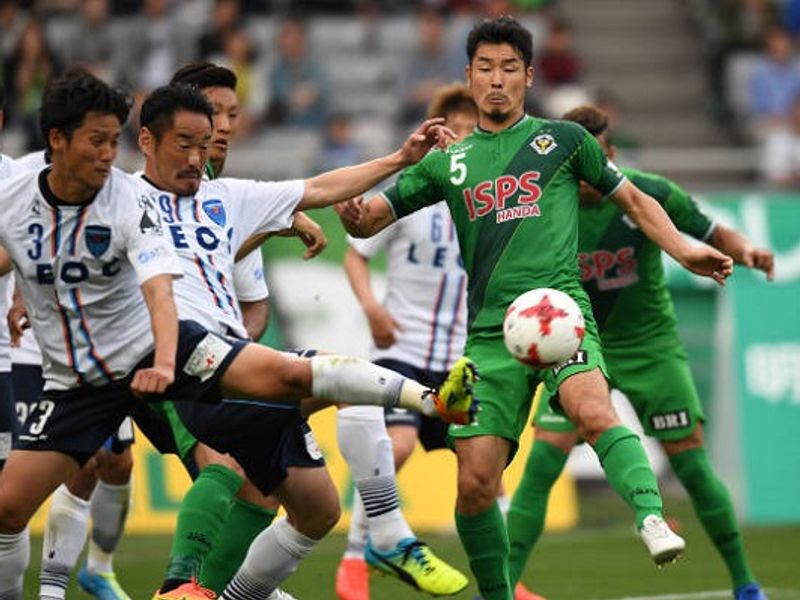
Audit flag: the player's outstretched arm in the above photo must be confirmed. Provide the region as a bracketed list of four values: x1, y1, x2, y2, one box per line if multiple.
[344, 246, 402, 349]
[298, 118, 454, 210]
[235, 211, 327, 262]
[335, 195, 396, 238]
[709, 225, 775, 280]
[610, 181, 734, 285]
[131, 274, 178, 397]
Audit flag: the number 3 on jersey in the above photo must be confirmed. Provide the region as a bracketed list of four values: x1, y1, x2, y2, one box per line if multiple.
[449, 152, 467, 185]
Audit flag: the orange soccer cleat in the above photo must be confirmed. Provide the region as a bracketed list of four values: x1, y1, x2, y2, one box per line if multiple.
[335, 556, 370, 600]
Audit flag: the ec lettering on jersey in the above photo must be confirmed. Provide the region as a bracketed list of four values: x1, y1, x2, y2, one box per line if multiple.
[579, 248, 639, 291]
[462, 172, 543, 224]
[183, 333, 233, 382]
[650, 410, 691, 432]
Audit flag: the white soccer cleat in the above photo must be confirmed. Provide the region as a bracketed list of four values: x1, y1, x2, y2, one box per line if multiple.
[639, 515, 686, 566]
[266, 589, 299, 600]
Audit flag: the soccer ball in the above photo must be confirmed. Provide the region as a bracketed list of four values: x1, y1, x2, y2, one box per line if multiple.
[503, 288, 585, 368]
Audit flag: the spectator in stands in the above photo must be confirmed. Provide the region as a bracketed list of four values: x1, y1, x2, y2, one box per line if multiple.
[266, 16, 328, 128]
[6, 17, 59, 150]
[57, 0, 115, 81]
[747, 26, 800, 127]
[761, 95, 800, 185]
[708, 0, 778, 121]
[198, 0, 241, 60]
[537, 18, 581, 86]
[215, 26, 265, 136]
[317, 112, 362, 172]
[399, 8, 463, 125]
[1, 0, 28, 99]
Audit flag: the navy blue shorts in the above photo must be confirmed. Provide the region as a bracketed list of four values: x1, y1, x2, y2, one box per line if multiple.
[0, 372, 16, 466]
[375, 358, 450, 452]
[15, 320, 246, 465]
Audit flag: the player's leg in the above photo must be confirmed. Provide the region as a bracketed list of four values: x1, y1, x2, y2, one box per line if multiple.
[200, 483, 279, 594]
[620, 344, 762, 598]
[506, 402, 577, 589]
[0, 372, 15, 472]
[0, 450, 81, 597]
[221, 465, 339, 599]
[78, 435, 134, 600]
[40, 458, 97, 600]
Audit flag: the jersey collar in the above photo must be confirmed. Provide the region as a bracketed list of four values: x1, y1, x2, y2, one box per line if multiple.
[38, 167, 100, 208]
[475, 113, 530, 135]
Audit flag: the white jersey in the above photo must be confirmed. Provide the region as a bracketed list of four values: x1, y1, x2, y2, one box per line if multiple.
[349, 202, 467, 372]
[233, 249, 269, 303]
[139, 175, 302, 338]
[0, 167, 182, 390]
[0, 154, 26, 372]
[15, 149, 47, 171]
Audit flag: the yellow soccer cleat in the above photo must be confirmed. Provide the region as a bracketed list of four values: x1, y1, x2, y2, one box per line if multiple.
[77, 565, 132, 600]
[152, 578, 217, 600]
[432, 357, 479, 425]
[365, 537, 469, 596]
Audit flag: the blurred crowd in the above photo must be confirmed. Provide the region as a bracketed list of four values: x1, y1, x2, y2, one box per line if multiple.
[3, 0, 800, 187]
[694, 0, 800, 186]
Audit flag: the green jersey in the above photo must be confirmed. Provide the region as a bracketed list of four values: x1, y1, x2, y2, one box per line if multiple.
[578, 167, 715, 347]
[384, 115, 625, 338]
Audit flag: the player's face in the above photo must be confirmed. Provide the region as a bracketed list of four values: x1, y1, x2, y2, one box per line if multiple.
[143, 110, 211, 197]
[202, 86, 239, 173]
[466, 42, 533, 129]
[51, 111, 121, 192]
[445, 109, 477, 142]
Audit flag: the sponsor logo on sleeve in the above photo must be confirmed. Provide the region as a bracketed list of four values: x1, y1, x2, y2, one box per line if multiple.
[138, 194, 164, 235]
[183, 333, 234, 382]
[137, 246, 171, 265]
[552, 350, 588, 376]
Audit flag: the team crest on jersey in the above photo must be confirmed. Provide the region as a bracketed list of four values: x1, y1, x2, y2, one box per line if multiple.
[202, 199, 226, 227]
[531, 134, 557, 155]
[85, 225, 111, 257]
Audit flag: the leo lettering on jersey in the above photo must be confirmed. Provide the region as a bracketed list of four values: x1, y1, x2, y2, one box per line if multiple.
[579, 247, 639, 290]
[461, 171, 542, 223]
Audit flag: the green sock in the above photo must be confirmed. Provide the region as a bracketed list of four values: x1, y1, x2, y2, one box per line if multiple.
[455, 503, 511, 600]
[200, 498, 278, 594]
[162, 464, 243, 591]
[669, 447, 756, 589]
[507, 440, 568, 586]
[593, 426, 662, 527]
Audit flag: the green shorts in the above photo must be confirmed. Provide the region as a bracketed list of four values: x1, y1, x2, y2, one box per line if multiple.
[535, 337, 704, 441]
[139, 400, 198, 463]
[449, 321, 606, 460]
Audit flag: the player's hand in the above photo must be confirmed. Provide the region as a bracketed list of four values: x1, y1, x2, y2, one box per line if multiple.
[291, 212, 328, 260]
[365, 303, 403, 348]
[130, 365, 174, 399]
[399, 118, 456, 166]
[742, 246, 775, 281]
[334, 196, 366, 232]
[6, 297, 30, 348]
[679, 245, 734, 286]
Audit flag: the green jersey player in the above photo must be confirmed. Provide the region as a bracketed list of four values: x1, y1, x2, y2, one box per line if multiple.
[337, 16, 734, 600]
[509, 105, 772, 600]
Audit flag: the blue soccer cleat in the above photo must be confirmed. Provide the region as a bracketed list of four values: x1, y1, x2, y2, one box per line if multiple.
[734, 583, 768, 600]
[78, 564, 132, 600]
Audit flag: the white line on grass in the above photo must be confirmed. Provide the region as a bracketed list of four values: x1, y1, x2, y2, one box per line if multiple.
[599, 592, 731, 600]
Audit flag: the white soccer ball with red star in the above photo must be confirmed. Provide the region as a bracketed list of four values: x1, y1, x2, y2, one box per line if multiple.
[503, 288, 585, 368]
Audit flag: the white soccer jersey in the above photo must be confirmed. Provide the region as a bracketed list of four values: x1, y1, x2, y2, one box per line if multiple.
[349, 201, 467, 372]
[14, 149, 47, 171]
[0, 167, 182, 390]
[0, 154, 26, 372]
[139, 175, 302, 338]
[233, 250, 269, 303]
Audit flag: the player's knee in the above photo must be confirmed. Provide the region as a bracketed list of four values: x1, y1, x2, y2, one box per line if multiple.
[99, 449, 133, 483]
[0, 502, 32, 534]
[279, 357, 313, 399]
[457, 466, 499, 511]
[573, 399, 619, 444]
[291, 496, 340, 540]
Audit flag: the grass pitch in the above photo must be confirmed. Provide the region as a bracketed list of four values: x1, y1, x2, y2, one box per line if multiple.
[22, 492, 800, 599]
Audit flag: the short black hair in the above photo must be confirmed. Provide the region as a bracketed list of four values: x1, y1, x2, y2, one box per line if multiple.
[467, 15, 533, 67]
[140, 84, 214, 140]
[39, 67, 131, 150]
[170, 62, 237, 92]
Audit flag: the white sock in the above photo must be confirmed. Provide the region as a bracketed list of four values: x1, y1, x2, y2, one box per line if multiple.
[337, 406, 414, 552]
[221, 517, 317, 600]
[40, 484, 90, 599]
[87, 479, 131, 574]
[0, 528, 30, 600]
[344, 491, 368, 559]
[311, 356, 436, 415]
